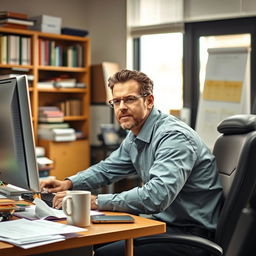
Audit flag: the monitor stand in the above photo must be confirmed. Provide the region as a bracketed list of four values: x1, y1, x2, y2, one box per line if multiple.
[0, 184, 29, 199]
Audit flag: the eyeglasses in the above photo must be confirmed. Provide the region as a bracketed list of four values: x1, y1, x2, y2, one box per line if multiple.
[108, 94, 148, 108]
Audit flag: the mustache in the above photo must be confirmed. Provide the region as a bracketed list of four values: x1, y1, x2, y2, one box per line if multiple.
[118, 113, 131, 119]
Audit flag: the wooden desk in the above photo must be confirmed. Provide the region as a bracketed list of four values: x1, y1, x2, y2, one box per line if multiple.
[0, 212, 166, 256]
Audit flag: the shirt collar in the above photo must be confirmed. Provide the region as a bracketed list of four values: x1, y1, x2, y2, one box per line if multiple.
[132, 107, 160, 143]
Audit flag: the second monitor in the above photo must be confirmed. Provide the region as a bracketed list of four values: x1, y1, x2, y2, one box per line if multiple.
[0, 76, 40, 196]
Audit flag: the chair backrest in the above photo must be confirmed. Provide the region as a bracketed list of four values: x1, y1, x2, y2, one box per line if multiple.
[212, 114, 256, 254]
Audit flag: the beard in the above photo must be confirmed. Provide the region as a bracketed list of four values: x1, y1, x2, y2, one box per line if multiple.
[119, 115, 144, 133]
[119, 119, 137, 130]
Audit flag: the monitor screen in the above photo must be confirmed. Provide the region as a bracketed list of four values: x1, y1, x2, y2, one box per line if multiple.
[0, 76, 39, 195]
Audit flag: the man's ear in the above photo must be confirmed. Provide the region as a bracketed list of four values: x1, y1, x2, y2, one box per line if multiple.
[147, 94, 154, 109]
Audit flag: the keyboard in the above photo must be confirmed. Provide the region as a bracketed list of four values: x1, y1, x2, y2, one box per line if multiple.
[21, 192, 55, 207]
[40, 193, 55, 207]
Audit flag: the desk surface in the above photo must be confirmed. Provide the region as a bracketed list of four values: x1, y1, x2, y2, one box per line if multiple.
[0, 212, 166, 256]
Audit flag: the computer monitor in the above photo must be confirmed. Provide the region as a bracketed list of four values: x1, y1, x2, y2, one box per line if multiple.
[0, 76, 40, 196]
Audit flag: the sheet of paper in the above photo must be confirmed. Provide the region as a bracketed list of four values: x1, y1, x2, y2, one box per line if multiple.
[18, 237, 65, 249]
[34, 198, 66, 219]
[14, 198, 104, 220]
[0, 235, 65, 249]
[0, 218, 86, 240]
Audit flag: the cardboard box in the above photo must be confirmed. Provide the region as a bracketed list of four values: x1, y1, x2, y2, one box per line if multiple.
[31, 15, 62, 34]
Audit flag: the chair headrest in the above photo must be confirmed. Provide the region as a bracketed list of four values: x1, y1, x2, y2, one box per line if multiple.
[217, 114, 256, 135]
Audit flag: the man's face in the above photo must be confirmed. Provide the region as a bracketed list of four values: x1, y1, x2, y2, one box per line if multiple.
[112, 80, 154, 135]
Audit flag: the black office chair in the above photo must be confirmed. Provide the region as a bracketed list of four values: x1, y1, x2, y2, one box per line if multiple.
[135, 114, 256, 256]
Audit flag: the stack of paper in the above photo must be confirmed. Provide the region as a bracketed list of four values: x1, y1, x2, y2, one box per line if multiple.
[14, 198, 66, 220]
[14, 197, 104, 220]
[0, 218, 86, 248]
[38, 128, 76, 141]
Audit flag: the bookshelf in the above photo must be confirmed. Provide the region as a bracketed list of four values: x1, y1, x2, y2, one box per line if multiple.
[0, 27, 90, 179]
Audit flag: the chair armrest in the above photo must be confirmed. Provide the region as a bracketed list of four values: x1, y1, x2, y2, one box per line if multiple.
[134, 234, 223, 256]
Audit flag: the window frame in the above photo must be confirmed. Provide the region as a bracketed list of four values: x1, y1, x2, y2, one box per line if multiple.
[184, 17, 256, 128]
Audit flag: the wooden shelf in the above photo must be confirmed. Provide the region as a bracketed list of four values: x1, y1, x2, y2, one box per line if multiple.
[0, 27, 91, 179]
[38, 66, 88, 72]
[0, 64, 33, 69]
[64, 115, 87, 121]
[37, 31, 90, 42]
[38, 88, 87, 93]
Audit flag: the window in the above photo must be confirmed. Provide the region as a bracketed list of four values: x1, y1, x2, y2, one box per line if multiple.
[138, 33, 183, 113]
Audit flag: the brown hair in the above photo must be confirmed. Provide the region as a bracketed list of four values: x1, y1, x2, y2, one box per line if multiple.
[108, 69, 153, 95]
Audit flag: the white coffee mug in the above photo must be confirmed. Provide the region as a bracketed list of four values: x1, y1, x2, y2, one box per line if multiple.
[62, 190, 91, 227]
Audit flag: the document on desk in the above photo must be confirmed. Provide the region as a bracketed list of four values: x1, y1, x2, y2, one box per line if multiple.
[14, 198, 104, 220]
[0, 218, 86, 248]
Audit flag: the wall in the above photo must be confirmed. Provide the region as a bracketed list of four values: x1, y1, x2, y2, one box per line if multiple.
[0, 0, 127, 68]
[84, 0, 126, 67]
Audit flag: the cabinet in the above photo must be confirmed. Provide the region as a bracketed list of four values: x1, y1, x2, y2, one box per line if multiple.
[0, 27, 90, 178]
[39, 139, 89, 180]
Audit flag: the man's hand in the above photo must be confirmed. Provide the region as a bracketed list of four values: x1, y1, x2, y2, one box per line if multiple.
[91, 195, 98, 210]
[40, 179, 72, 193]
[52, 191, 67, 209]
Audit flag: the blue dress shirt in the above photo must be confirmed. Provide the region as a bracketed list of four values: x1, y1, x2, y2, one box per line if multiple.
[69, 107, 223, 231]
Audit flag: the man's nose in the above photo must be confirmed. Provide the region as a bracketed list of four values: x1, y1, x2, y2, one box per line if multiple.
[119, 99, 127, 109]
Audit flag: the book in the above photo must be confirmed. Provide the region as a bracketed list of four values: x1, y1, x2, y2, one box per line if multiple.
[21, 36, 31, 65]
[0, 18, 34, 26]
[61, 27, 89, 37]
[38, 128, 76, 141]
[54, 78, 76, 88]
[39, 106, 61, 111]
[0, 35, 8, 64]
[37, 80, 55, 89]
[52, 128, 76, 135]
[7, 35, 19, 64]
[0, 198, 17, 212]
[0, 11, 28, 20]
[39, 111, 64, 117]
[0, 199, 16, 205]
[39, 117, 64, 123]
[69, 99, 82, 115]
[0, 23, 28, 29]
[37, 157, 53, 169]
[38, 106, 64, 123]
[38, 123, 69, 129]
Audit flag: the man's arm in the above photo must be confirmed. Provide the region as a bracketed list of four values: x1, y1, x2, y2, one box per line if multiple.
[69, 137, 137, 191]
[96, 133, 198, 214]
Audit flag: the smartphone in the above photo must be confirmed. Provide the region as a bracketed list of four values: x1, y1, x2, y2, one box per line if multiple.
[91, 215, 135, 224]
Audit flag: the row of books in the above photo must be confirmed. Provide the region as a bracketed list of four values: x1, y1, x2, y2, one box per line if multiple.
[39, 100, 82, 122]
[0, 35, 31, 65]
[38, 106, 64, 123]
[57, 99, 83, 116]
[37, 79, 85, 89]
[38, 127, 76, 142]
[37, 74, 85, 89]
[0, 36, 84, 67]
[39, 39, 84, 67]
[0, 11, 34, 30]
[38, 122, 76, 142]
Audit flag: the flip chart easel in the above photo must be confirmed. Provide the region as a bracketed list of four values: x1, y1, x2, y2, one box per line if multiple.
[195, 47, 250, 150]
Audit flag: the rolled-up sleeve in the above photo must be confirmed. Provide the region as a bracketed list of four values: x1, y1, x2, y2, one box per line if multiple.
[68, 137, 137, 190]
[96, 132, 198, 214]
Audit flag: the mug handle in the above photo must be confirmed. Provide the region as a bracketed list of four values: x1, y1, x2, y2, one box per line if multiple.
[62, 196, 73, 216]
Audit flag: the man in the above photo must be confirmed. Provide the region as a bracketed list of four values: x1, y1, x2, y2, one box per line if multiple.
[41, 70, 223, 256]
